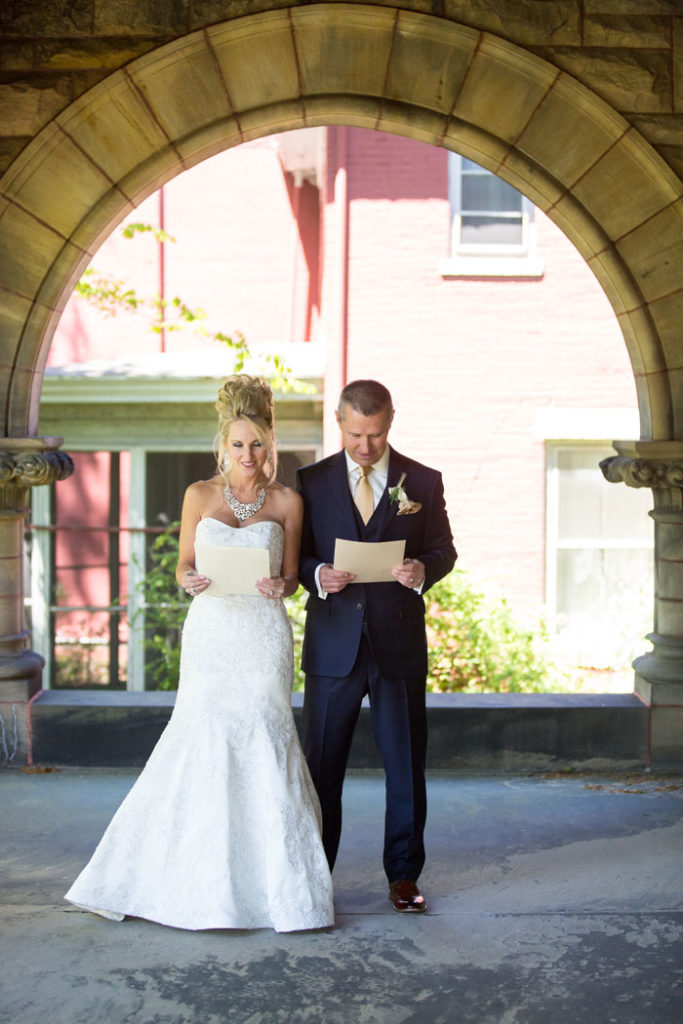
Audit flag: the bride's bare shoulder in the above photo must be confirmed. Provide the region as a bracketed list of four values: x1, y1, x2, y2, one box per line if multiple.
[268, 482, 302, 509]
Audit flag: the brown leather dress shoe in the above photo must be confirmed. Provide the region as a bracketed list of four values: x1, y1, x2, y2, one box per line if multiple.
[388, 880, 427, 913]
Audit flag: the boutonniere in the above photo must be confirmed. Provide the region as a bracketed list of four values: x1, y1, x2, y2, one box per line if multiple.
[388, 473, 422, 515]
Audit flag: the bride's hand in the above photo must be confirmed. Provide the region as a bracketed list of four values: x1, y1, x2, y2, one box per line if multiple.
[183, 570, 210, 597]
[256, 575, 285, 599]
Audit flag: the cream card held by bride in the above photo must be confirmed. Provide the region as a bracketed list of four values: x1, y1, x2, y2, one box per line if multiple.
[194, 543, 270, 596]
[333, 538, 406, 583]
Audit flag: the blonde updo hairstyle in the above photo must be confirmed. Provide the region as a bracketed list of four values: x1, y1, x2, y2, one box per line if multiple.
[215, 375, 277, 487]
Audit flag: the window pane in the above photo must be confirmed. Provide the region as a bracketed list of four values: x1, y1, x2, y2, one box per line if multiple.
[557, 448, 653, 542]
[556, 547, 653, 666]
[461, 174, 522, 213]
[461, 215, 523, 245]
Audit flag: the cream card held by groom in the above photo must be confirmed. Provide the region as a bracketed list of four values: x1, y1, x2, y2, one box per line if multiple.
[333, 539, 406, 584]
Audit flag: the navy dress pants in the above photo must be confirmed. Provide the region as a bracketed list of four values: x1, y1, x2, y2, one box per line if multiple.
[302, 631, 428, 882]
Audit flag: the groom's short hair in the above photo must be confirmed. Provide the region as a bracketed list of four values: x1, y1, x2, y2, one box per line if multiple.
[338, 380, 393, 419]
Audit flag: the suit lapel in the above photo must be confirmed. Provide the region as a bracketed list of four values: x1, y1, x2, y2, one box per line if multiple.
[368, 448, 405, 538]
[328, 450, 362, 540]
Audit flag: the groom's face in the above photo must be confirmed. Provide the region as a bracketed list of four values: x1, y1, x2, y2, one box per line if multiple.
[336, 404, 394, 468]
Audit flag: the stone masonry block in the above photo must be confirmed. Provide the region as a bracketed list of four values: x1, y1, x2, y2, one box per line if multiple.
[0, 79, 71, 137]
[572, 129, 682, 242]
[0, 292, 33, 369]
[0, 41, 35, 72]
[0, 553, 22, 599]
[0, 138, 31, 178]
[584, 14, 673, 49]
[36, 38, 161, 72]
[208, 11, 300, 114]
[586, 246, 647, 319]
[616, 198, 683, 304]
[442, 121, 510, 178]
[650, 706, 683, 766]
[2, 124, 113, 241]
[292, 4, 394, 99]
[0, 0, 91, 35]
[616, 306, 668, 379]
[584, 2, 678, 12]
[93, 0, 188, 35]
[675, 18, 683, 114]
[516, 73, 626, 191]
[130, 34, 232, 142]
[668, 367, 683, 440]
[634, 371, 671, 442]
[303, 95, 383, 132]
[654, 559, 683, 601]
[0, 202, 65, 298]
[496, 149, 565, 212]
[443, 0, 581, 46]
[174, 116, 244, 167]
[535, 46, 671, 115]
[646, 292, 683, 373]
[377, 101, 449, 149]
[52, 74, 171, 191]
[455, 34, 558, 145]
[385, 11, 479, 117]
[547, 191, 611, 262]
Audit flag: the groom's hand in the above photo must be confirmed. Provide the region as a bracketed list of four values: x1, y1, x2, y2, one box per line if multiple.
[392, 558, 425, 590]
[319, 564, 355, 594]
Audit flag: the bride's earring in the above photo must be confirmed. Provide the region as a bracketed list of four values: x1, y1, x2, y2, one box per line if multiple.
[222, 454, 231, 473]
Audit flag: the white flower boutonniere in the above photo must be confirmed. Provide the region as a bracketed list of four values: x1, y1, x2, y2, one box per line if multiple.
[389, 473, 422, 516]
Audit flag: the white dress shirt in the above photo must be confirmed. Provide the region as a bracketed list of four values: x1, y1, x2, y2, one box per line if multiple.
[314, 447, 420, 599]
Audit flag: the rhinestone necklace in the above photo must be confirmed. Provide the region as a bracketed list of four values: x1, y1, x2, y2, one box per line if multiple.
[224, 480, 266, 521]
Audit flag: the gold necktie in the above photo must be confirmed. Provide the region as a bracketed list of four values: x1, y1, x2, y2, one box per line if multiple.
[354, 465, 374, 524]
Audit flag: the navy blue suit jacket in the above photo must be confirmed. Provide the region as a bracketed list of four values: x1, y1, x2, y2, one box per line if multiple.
[296, 447, 457, 681]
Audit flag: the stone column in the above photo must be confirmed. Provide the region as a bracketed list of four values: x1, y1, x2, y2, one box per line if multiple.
[0, 437, 74, 765]
[601, 440, 683, 766]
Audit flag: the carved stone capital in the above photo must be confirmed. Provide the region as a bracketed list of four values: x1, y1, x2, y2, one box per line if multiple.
[600, 455, 683, 490]
[0, 448, 74, 487]
[0, 437, 74, 515]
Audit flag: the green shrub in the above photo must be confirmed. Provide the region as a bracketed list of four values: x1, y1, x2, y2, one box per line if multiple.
[425, 571, 567, 693]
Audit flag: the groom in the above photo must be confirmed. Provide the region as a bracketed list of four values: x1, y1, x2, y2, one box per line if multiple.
[296, 380, 456, 913]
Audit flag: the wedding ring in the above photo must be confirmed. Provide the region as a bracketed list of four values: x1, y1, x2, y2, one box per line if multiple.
[190, 587, 196, 595]
[410, 577, 415, 583]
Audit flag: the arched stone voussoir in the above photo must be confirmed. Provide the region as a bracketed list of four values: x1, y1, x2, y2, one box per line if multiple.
[515, 71, 628, 194]
[291, 3, 396, 100]
[572, 128, 683, 245]
[207, 10, 302, 115]
[52, 72, 181, 195]
[0, 122, 117, 244]
[384, 9, 479, 117]
[453, 32, 560, 147]
[126, 31, 236, 146]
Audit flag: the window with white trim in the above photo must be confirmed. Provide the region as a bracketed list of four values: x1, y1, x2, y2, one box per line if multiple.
[546, 444, 653, 669]
[440, 154, 544, 278]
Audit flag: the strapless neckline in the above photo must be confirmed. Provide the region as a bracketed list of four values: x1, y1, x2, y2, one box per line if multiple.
[200, 517, 284, 535]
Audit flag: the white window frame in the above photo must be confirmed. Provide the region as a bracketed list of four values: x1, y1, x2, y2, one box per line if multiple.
[440, 153, 544, 279]
[545, 440, 654, 667]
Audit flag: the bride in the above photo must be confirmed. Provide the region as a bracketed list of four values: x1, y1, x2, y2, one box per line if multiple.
[65, 375, 335, 932]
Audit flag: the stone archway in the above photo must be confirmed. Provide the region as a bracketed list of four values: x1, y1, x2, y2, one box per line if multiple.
[2, 4, 683, 762]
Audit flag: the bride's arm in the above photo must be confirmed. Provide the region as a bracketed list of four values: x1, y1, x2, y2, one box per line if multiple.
[278, 489, 303, 599]
[175, 483, 210, 593]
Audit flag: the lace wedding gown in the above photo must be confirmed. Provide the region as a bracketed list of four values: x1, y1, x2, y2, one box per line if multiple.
[65, 518, 334, 932]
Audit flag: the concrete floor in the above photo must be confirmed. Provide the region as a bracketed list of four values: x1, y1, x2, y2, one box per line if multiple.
[1, 767, 682, 1024]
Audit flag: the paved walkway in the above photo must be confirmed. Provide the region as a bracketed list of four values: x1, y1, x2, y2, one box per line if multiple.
[1, 767, 682, 1024]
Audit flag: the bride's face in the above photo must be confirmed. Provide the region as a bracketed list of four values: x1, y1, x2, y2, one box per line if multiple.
[226, 419, 269, 480]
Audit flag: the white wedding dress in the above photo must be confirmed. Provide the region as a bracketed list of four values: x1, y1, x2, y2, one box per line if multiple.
[65, 518, 334, 932]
